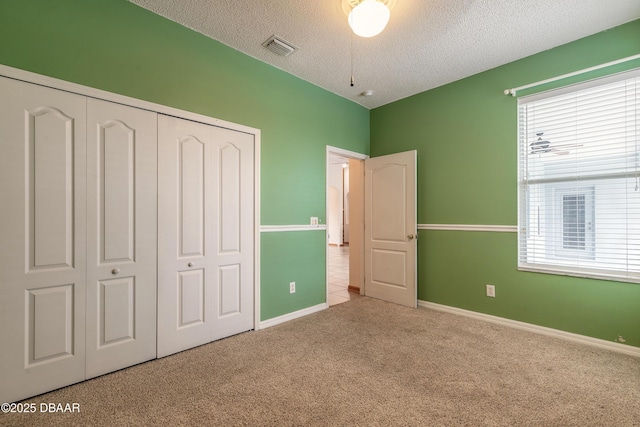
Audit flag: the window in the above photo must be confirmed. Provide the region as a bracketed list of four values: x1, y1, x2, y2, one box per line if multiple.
[562, 193, 586, 250]
[554, 186, 595, 258]
[518, 70, 640, 282]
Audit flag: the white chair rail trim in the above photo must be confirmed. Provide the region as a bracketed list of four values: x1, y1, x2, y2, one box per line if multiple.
[418, 224, 517, 232]
[260, 225, 327, 233]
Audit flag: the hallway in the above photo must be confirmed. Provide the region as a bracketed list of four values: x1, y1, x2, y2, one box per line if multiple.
[327, 245, 361, 306]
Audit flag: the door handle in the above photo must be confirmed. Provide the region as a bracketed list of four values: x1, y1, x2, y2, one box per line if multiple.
[188, 262, 194, 267]
[407, 234, 416, 240]
[111, 268, 120, 275]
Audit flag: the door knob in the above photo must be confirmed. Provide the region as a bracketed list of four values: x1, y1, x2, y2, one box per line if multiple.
[407, 234, 414, 240]
[188, 262, 193, 267]
[111, 268, 120, 275]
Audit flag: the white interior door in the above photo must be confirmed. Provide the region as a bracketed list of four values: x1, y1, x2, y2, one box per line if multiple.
[0, 77, 87, 403]
[157, 116, 254, 357]
[211, 126, 254, 341]
[85, 98, 157, 378]
[158, 115, 214, 357]
[364, 150, 417, 307]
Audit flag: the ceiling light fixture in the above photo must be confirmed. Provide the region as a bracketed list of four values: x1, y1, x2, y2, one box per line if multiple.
[346, 0, 392, 38]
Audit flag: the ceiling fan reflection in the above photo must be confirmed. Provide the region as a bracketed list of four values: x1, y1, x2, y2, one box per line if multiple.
[529, 132, 581, 155]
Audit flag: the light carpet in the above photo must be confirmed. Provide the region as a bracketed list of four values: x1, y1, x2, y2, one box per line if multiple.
[2, 297, 639, 426]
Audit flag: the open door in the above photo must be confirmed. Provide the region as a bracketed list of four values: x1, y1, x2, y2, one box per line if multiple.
[364, 150, 417, 307]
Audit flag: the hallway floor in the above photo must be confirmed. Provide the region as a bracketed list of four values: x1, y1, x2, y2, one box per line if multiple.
[327, 244, 362, 306]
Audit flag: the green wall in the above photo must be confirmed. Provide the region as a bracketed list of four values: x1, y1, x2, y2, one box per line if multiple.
[371, 20, 640, 347]
[261, 231, 327, 320]
[1, 1, 638, 345]
[0, 0, 369, 320]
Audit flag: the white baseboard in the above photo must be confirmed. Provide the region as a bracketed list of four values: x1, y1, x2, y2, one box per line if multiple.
[258, 303, 327, 329]
[418, 300, 640, 358]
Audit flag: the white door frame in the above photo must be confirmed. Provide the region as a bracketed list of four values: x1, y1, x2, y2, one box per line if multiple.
[0, 64, 262, 333]
[326, 146, 368, 304]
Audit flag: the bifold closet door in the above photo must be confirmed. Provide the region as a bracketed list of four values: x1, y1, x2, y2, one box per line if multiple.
[210, 125, 254, 342]
[157, 115, 214, 357]
[85, 98, 158, 378]
[0, 77, 87, 403]
[157, 115, 254, 358]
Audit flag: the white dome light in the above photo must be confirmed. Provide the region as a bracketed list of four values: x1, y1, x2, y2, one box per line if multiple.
[348, 0, 390, 38]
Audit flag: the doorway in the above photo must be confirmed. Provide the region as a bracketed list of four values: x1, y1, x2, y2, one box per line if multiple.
[326, 146, 368, 306]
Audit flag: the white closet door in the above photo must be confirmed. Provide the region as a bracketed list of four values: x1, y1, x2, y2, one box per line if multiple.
[211, 126, 254, 341]
[85, 98, 158, 378]
[0, 77, 87, 403]
[157, 116, 254, 357]
[157, 115, 215, 357]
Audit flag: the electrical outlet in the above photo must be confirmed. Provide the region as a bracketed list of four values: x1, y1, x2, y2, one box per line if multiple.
[289, 282, 296, 294]
[486, 284, 496, 298]
[310, 217, 319, 226]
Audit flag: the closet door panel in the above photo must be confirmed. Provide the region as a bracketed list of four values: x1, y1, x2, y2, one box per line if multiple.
[31, 108, 75, 268]
[86, 98, 157, 378]
[0, 77, 87, 403]
[179, 136, 205, 257]
[157, 115, 214, 358]
[211, 127, 254, 341]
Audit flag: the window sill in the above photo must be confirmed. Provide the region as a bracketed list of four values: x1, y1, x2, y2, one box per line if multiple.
[518, 264, 640, 285]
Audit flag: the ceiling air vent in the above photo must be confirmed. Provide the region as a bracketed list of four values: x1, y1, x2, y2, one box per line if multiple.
[262, 35, 298, 57]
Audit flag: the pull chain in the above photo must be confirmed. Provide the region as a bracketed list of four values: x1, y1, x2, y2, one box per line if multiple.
[350, 31, 354, 87]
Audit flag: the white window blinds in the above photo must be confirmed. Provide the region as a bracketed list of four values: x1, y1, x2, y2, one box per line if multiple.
[518, 70, 640, 282]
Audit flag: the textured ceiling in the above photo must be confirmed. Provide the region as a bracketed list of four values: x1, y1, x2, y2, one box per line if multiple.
[130, 0, 640, 109]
